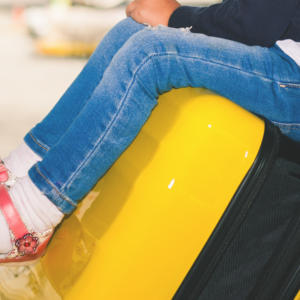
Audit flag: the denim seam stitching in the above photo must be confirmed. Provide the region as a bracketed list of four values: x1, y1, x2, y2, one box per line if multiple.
[160, 52, 278, 83]
[277, 82, 300, 87]
[29, 132, 50, 151]
[160, 52, 293, 86]
[188, 55, 275, 83]
[165, 52, 287, 84]
[62, 51, 283, 190]
[34, 164, 77, 207]
[271, 120, 300, 127]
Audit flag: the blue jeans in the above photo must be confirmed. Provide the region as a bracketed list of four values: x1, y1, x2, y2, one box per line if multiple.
[24, 18, 300, 214]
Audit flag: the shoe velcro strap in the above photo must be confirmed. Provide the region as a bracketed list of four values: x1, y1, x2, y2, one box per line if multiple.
[0, 185, 29, 240]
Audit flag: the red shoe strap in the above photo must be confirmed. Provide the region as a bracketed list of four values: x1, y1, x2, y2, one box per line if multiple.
[0, 185, 29, 240]
[0, 162, 9, 183]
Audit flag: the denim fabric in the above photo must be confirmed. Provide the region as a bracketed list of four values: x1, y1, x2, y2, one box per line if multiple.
[25, 18, 300, 214]
[24, 18, 144, 158]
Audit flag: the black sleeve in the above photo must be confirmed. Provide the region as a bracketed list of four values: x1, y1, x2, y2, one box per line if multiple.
[168, 0, 300, 47]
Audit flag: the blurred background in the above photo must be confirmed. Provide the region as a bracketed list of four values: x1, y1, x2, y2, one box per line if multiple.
[0, 0, 219, 158]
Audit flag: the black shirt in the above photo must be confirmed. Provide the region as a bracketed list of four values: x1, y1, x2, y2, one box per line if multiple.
[169, 0, 300, 47]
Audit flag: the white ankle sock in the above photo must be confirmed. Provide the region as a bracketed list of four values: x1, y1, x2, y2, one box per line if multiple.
[0, 176, 64, 254]
[3, 142, 42, 177]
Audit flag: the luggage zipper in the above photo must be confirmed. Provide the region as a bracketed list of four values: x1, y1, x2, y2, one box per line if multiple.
[173, 121, 279, 300]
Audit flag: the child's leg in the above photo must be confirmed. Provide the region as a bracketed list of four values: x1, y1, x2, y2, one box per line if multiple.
[29, 25, 300, 214]
[2, 25, 300, 256]
[25, 18, 145, 158]
[3, 18, 145, 177]
[0, 18, 144, 255]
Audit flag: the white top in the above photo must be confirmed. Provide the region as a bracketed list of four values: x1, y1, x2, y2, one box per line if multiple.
[276, 39, 300, 67]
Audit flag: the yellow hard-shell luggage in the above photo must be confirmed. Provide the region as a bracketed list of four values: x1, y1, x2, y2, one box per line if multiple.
[0, 88, 299, 299]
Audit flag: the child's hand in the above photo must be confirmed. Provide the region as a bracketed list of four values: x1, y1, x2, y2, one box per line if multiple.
[126, 0, 180, 26]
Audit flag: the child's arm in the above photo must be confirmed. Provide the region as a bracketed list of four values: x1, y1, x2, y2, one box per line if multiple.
[126, 0, 181, 26]
[168, 0, 299, 47]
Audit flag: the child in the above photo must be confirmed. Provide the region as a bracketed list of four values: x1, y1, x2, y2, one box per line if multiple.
[1, 0, 300, 262]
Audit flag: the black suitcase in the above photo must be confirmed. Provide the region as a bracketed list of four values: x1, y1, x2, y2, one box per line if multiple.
[174, 121, 300, 300]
